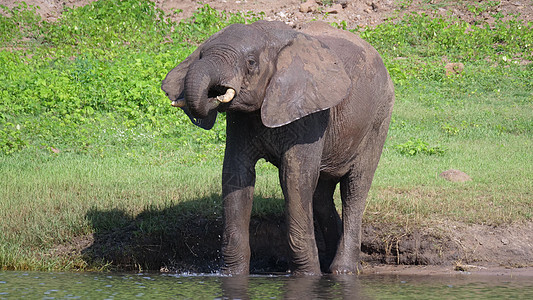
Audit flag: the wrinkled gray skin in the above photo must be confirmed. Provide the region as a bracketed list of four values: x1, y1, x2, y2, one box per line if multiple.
[162, 21, 394, 275]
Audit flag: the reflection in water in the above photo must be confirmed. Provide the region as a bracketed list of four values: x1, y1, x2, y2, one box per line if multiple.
[220, 274, 368, 300]
[1, 271, 532, 299]
[281, 275, 368, 299]
[221, 275, 250, 299]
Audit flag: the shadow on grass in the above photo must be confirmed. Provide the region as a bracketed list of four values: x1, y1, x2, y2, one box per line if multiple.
[81, 193, 466, 273]
[82, 194, 290, 273]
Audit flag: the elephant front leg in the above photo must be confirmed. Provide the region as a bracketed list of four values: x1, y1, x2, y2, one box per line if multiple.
[280, 146, 322, 275]
[313, 177, 342, 272]
[221, 164, 256, 275]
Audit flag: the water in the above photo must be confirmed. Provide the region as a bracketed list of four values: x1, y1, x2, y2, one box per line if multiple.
[1, 271, 532, 299]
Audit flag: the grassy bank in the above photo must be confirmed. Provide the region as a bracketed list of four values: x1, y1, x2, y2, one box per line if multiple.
[1, 0, 532, 271]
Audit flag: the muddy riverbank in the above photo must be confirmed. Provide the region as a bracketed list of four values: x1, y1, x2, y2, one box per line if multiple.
[53, 213, 532, 274]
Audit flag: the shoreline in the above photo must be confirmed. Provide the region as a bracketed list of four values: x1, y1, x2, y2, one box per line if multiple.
[60, 216, 532, 274]
[364, 264, 533, 277]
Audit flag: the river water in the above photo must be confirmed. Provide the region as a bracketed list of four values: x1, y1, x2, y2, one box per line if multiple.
[1, 271, 532, 299]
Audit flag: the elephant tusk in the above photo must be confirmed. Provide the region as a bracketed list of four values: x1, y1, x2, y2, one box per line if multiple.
[216, 88, 235, 103]
[171, 99, 186, 107]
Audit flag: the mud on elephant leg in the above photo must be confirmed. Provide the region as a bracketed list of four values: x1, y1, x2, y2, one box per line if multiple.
[221, 188, 254, 274]
[329, 168, 368, 274]
[313, 177, 342, 272]
[221, 166, 256, 275]
[329, 121, 390, 274]
[279, 145, 323, 275]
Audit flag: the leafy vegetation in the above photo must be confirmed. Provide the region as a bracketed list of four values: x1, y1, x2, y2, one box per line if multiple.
[0, 122, 26, 155]
[0, 2, 41, 44]
[0, 0, 531, 270]
[394, 138, 445, 156]
[0, 0, 262, 159]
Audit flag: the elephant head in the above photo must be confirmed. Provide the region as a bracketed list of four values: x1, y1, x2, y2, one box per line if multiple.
[161, 20, 351, 130]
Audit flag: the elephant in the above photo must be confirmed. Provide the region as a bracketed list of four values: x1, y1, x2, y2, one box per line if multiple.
[161, 20, 394, 275]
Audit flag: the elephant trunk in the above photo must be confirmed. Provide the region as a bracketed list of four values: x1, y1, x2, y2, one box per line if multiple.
[184, 59, 235, 119]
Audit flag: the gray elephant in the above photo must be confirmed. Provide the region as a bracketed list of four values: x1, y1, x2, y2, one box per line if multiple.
[162, 20, 394, 275]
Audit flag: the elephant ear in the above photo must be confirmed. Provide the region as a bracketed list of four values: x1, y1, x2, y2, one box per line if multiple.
[261, 34, 350, 128]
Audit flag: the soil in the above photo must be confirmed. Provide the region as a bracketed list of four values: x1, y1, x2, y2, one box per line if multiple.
[3, 0, 532, 28]
[6, 0, 532, 275]
[56, 211, 533, 275]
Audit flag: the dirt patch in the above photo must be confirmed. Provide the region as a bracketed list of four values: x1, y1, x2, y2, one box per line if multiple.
[56, 208, 533, 274]
[365, 264, 533, 277]
[1, 0, 94, 21]
[5, 0, 533, 28]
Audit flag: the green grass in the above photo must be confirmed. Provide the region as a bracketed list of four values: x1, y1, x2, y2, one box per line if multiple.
[0, 0, 532, 270]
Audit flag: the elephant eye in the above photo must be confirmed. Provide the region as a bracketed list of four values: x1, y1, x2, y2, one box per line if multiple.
[246, 58, 257, 67]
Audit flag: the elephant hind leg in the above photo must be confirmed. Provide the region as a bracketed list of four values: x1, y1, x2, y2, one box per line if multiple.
[329, 168, 369, 274]
[313, 177, 341, 272]
[330, 116, 391, 274]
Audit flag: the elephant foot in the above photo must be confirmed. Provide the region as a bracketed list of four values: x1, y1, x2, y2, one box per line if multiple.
[290, 267, 322, 276]
[221, 249, 250, 276]
[221, 264, 249, 276]
[329, 264, 362, 275]
[329, 257, 362, 275]
[289, 258, 322, 276]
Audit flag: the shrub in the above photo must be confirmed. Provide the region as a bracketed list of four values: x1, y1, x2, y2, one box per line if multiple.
[0, 122, 26, 155]
[394, 138, 445, 156]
